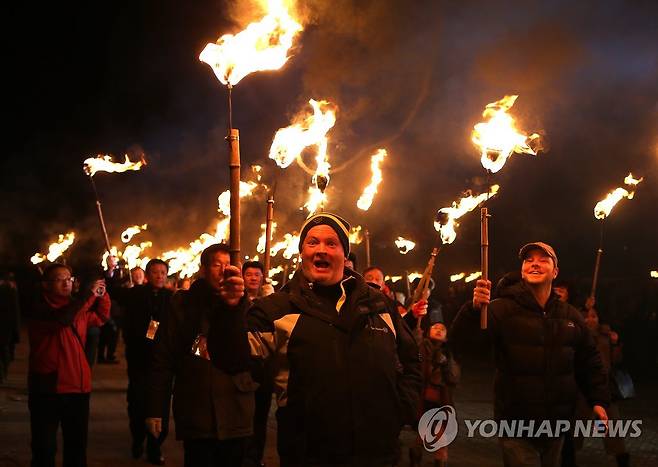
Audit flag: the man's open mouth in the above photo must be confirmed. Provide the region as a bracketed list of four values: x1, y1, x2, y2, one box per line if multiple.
[313, 259, 330, 269]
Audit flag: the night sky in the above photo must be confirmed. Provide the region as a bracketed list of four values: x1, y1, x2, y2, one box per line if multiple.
[3, 0, 657, 290]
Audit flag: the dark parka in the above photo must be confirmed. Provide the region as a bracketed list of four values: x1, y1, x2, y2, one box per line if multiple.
[147, 279, 256, 441]
[227, 269, 422, 466]
[451, 274, 610, 422]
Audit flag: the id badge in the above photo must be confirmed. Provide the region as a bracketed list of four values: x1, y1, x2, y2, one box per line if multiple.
[146, 320, 160, 340]
[190, 334, 210, 360]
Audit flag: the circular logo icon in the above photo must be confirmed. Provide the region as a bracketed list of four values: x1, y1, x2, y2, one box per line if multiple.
[417, 405, 458, 452]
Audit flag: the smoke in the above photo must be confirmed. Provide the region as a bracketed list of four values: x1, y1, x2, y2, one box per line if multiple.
[3, 0, 658, 285]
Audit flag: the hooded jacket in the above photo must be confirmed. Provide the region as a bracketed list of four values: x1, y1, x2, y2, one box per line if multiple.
[28, 292, 110, 394]
[234, 269, 421, 466]
[147, 279, 256, 441]
[451, 273, 610, 422]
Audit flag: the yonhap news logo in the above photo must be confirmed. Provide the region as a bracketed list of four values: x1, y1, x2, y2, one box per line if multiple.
[417, 406, 459, 452]
[417, 405, 643, 452]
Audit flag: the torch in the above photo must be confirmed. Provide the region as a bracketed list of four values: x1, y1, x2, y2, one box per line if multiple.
[410, 244, 440, 337]
[590, 173, 643, 299]
[355, 148, 388, 268]
[83, 154, 146, 256]
[200, 2, 302, 264]
[263, 189, 275, 274]
[471, 95, 543, 329]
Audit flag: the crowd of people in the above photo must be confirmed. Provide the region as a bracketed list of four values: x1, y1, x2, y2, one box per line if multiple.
[3, 212, 651, 467]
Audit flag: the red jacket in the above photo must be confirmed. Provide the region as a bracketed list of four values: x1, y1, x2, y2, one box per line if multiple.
[28, 292, 110, 394]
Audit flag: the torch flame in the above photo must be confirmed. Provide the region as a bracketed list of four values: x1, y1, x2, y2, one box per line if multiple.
[83, 154, 145, 176]
[472, 95, 540, 173]
[385, 275, 403, 283]
[434, 185, 500, 244]
[594, 172, 643, 219]
[651, 270, 658, 279]
[31, 232, 76, 264]
[407, 272, 423, 283]
[269, 99, 336, 168]
[199, 0, 303, 86]
[162, 218, 231, 278]
[121, 224, 148, 243]
[357, 149, 387, 210]
[218, 181, 259, 216]
[465, 271, 482, 283]
[303, 186, 328, 216]
[268, 232, 300, 259]
[349, 226, 363, 245]
[395, 237, 416, 254]
[450, 272, 465, 282]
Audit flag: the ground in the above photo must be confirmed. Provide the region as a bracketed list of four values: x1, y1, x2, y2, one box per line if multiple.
[1, 332, 657, 466]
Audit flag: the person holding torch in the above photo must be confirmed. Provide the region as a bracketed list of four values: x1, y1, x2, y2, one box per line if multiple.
[451, 242, 610, 467]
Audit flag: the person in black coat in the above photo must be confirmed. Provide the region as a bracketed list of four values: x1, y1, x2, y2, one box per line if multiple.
[215, 213, 422, 467]
[146, 244, 256, 467]
[452, 242, 610, 467]
[122, 259, 173, 465]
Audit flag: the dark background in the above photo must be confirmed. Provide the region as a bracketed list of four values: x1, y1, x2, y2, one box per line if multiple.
[3, 0, 657, 295]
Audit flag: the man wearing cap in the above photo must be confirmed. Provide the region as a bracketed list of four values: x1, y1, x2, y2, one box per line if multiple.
[451, 242, 610, 467]
[208, 213, 422, 467]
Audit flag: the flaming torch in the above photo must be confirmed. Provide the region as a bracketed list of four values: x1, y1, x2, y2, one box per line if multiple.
[121, 224, 147, 243]
[31, 232, 76, 265]
[200, 0, 302, 264]
[263, 189, 275, 273]
[590, 173, 643, 299]
[357, 149, 387, 211]
[395, 237, 416, 255]
[83, 154, 146, 254]
[434, 185, 500, 328]
[269, 99, 337, 216]
[472, 95, 542, 329]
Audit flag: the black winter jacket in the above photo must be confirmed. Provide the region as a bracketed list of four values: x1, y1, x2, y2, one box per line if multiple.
[122, 284, 173, 373]
[147, 279, 256, 441]
[451, 275, 610, 422]
[240, 269, 422, 466]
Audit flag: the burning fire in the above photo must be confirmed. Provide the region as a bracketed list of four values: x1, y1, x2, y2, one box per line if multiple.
[218, 181, 259, 216]
[268, 99, 337, 216]
[357, 149, 387, 211]
[256, 222, 277, 255]
[450, 272, 465, 282]
[101, 241, 153, 271]
[252, 165, 263, 181]
[268, 232, 300, 259]
[83, 154, 145, 176]
[407, 272, 423, 283]
[385, 275, 403, 283]
[199, 0, 303, 86]
[303, 186, 328, 216]
[594, 173, 643, 219]
[651, 270, 658, 279]
[465, 271, 482, 283]
[162, 218, 231, 278]
[395, 237, 416, 254]
[349, 225, 363, 245]
[434, 185, 500, 244]
[31, 232, 76, 264]
[472, 95, 541, 173]
[121, 224, 147, 243]
[269, 99, 337, 169]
